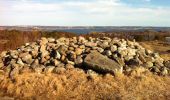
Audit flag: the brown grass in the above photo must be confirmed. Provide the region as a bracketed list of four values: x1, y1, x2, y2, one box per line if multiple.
[0, 68, 170, 100]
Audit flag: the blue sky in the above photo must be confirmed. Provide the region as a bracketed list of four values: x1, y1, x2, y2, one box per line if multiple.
[0, 0, 170, 26]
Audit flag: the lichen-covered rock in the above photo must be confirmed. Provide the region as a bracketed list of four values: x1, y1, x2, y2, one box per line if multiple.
[84, 51, 123, 74]
[0, 36, 169, 76]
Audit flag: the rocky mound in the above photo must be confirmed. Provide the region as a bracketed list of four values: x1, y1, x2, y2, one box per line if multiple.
[0, 37, 170, 78]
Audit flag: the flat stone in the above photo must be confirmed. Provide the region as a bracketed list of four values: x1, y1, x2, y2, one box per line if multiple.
[84, 51, 122, 74]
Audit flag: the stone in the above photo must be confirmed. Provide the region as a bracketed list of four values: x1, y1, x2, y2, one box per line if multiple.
[31, 59, 39, 69]
[48, 38, 55, 43]
[87, 69, 98, 80]
[0, 51, 7, 57]
[44, 66, 55, 74]
[85, 42, 97, 47]
[54, 67, 66, 74]
[0, 62, 4, 69]
[33, 65, 45, 74]
[127, 48, 136, 56]
[75, 48, 83, 55]
[75, 56, 83, 65]
[97, 41, 109, 49]
[54, 59, 61, 66]
[68, 47, 75, 51]
[164, 61, 170, 69]
[10, 64, 20, 78]
[79, 45, 85, 49]
[31, 50, 38, 58]
[57, 63, 65, 68]
[161, 67, 168, 75]
[10, 51, 18, 59]
[104, 50, 112, 57]
[114, 57, 125, 66]
[39, 37, 48, 45]
[66, 59, 75, 65]
[78, 36, 86, 43]
[138, 53, 146, 63]
[145, 61, 153, 68]
[67, 51, 76, 61]
[61, 55, 66, 61]
[110, 45, 117, 52]
[57, 45, 68, 55]
[96, 47, 104, 53]
[0, 37, 168, 76]
[65, 64, 74, 69]
[17, 58, 24, 66]
[19, 53, 32, 62]
[84, 51, 122, 74]
[126, 59, 139, 66]
[55, 51, 61, 59]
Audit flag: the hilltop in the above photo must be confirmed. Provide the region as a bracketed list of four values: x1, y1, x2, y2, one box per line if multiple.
[0, 36, 170, 99]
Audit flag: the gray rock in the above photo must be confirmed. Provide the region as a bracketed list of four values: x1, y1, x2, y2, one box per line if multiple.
[114, 57, 125, 66]
[54, 67, 66, 74]
[85, 42, 97, 47]
[105, 50, 112, 57]
[87, 69, 98, 80]
[54, 59, 61, 66]
[39, 37, 48, 45]
[44, 66, 55, 74]
[33, 65, 45, 74]
[66, 59, 75, 65]
[138, 53, 146, 63]
[161, 67, 168, 75]
[75, 48, 83, 55]
[97, 41, 109, 49]
[48, 38, 55, 43]
[55, 51, 61, 59]
[65, 64, 74, 69]
[31, 59, 39, 69]
[145, 61, 153, 68]
[0, 62, 4, 69]
[75, 56, 83, 65]
[84, 51, 122, 74]
[10, 64, 20, 78]
[57, 45, 68, 55]
[164, 61, 170, 69]
[17, 58, 24, 66]
[110, 45, 117, 52]
[0, 51, 7, 57]
[126, 59, 139, 66]
[19, 53, 33, 64]
[96, 47, 104, 53]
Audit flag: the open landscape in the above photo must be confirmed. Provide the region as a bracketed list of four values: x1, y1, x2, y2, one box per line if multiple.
[0, 28, 169, 99]
[1, 0, 170, 99]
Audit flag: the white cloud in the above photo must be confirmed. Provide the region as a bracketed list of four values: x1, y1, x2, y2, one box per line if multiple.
[0, 0, 170, 26]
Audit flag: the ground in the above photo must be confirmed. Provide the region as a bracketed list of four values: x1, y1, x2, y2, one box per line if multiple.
[0, 41, 170, 100]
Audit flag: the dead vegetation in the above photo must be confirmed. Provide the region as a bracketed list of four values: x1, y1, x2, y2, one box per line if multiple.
[0, 68, 170, 100]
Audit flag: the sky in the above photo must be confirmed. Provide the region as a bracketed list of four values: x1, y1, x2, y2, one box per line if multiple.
[0, 0, 170, 26]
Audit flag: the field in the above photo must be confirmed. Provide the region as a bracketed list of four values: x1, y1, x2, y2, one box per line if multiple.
[0, 30, 170, 99]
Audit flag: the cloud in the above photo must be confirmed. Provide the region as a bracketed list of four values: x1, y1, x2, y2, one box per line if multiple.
[0, 0, 170, 26]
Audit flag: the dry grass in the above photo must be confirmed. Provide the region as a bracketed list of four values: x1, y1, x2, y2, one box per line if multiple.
[140, 41, 170, 60]
[0, 68, 170, 100]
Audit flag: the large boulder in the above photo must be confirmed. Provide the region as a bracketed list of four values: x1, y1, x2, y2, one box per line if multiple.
[84, 51, 123, 74]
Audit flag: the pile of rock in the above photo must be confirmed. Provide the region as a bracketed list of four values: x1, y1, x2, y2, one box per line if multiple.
[0, 37, 170, 77]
